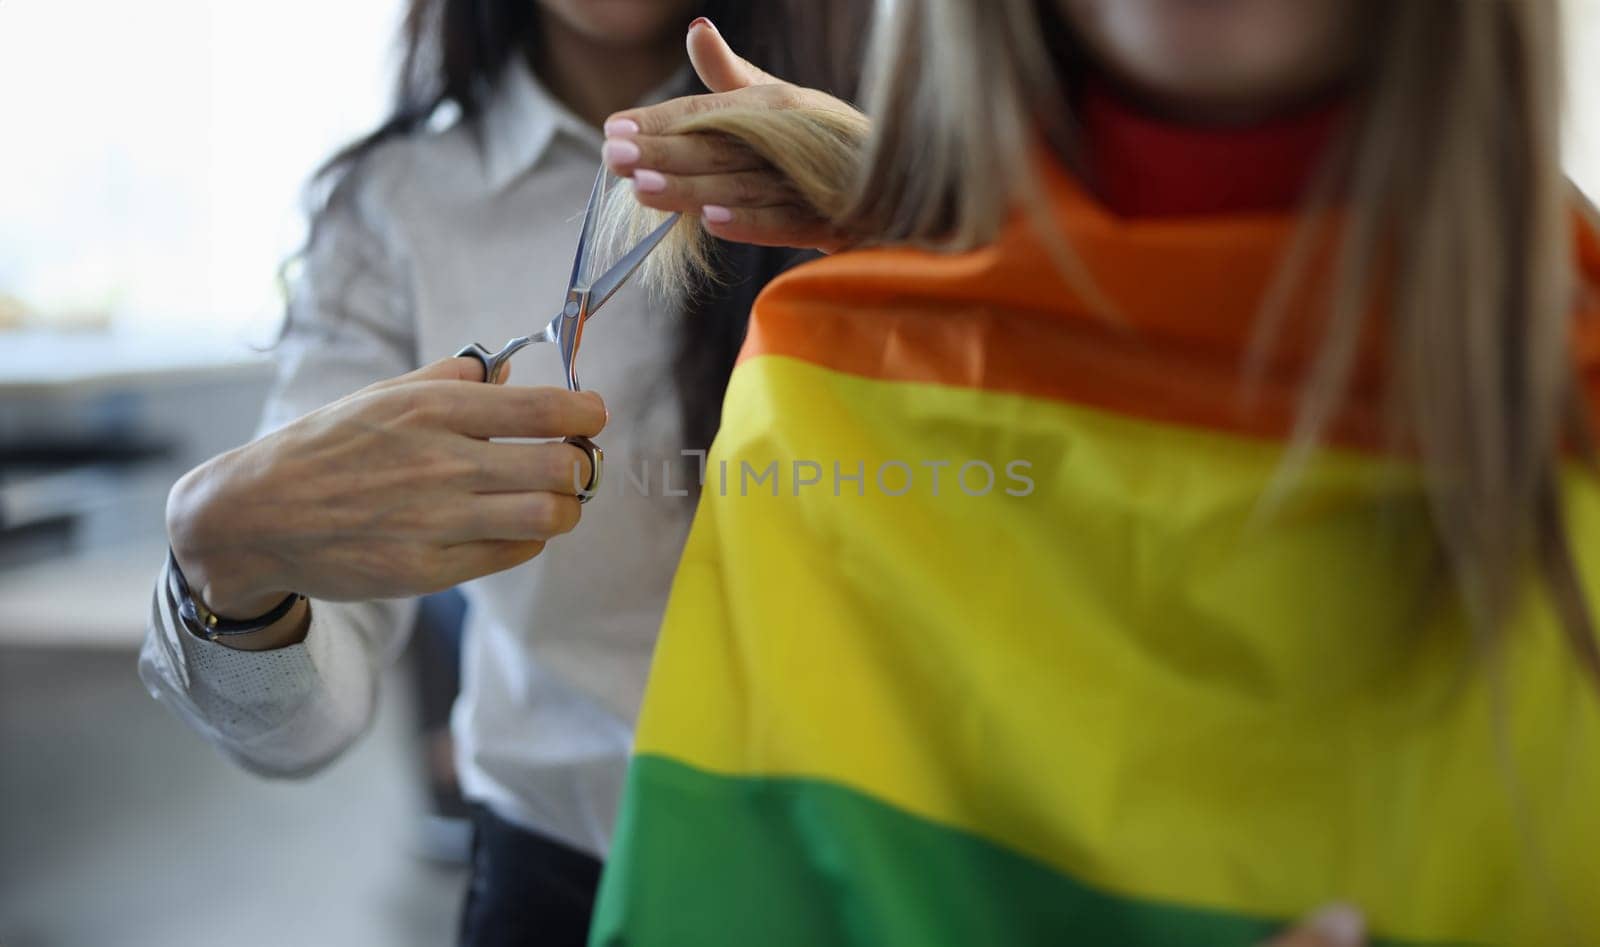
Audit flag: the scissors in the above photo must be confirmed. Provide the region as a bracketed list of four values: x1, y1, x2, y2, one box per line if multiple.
[457, 164, 680, 503]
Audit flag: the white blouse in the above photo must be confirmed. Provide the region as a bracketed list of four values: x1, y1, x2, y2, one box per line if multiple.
[139, 59, 696, 857]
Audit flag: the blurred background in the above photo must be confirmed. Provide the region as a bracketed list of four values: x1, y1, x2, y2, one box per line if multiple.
[0, 2, 467, 945]
[0, 1, 1597, 945]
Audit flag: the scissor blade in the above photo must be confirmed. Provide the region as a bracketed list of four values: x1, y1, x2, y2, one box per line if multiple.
[566, 164, 609, 294]
[585, 212, 682, 318]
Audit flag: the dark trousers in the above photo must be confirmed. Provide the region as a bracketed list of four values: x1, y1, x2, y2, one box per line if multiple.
[459, 806, 604, 947]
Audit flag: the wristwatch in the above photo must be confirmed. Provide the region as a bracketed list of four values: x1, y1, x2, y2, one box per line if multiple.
[166, 548, 304, 641]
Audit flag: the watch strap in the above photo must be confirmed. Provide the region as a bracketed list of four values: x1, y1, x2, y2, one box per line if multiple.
[167, 549, 304, 641]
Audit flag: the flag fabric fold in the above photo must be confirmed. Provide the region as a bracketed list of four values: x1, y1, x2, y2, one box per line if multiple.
[592, 163, 1600, 947]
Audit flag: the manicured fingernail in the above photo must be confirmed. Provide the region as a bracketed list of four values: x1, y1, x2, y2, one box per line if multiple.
[1305, 904, 1365, 946]
[603, 118, 639, 137]
[602, 139, 640, 166]
[688, 16, 715, 34]
[632, 169, 667, 194]
[702, 205, 734, 224]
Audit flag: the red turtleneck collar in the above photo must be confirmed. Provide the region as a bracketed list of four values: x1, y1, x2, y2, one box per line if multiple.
[1078, 79, 1347, 219]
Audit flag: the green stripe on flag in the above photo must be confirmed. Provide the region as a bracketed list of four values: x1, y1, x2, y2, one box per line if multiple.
[592, 756, 1474, 947]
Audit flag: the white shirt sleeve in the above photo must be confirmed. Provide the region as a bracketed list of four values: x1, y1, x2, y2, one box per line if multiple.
[138, 163, 424, 777]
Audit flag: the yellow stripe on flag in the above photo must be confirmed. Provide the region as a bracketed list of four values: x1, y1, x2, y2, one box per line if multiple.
[638, 355, 1600, 946]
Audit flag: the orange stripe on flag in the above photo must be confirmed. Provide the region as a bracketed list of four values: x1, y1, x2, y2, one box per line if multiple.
[741, 164, 1600, 445]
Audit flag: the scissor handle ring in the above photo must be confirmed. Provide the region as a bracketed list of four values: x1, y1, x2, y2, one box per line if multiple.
[457, 339, 535, 384]
[564, 436, 603, 504]
[457, 342, 601, 502]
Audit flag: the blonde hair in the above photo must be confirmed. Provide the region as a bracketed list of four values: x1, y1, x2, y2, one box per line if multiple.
[595, 105, 870, 296]
[609, 0, 1599, 682]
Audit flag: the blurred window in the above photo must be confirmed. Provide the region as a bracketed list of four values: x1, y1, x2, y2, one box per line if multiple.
[0, 0, 396, 339]
[1569, 0, 1600, 203]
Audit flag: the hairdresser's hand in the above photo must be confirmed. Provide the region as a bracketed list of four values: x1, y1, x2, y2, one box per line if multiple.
[601, 16, 862, 251]
[1260, 904, 1367, 947]
[166, 357, 606, 650]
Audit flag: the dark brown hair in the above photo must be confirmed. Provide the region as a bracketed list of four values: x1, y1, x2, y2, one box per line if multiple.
[304, 0, 868, 456]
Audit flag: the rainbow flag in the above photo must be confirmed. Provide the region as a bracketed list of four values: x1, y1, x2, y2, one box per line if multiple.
[592, 164, 1600, 946]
